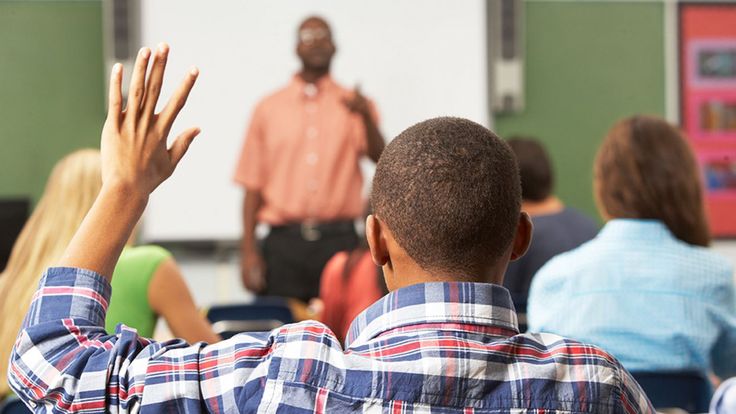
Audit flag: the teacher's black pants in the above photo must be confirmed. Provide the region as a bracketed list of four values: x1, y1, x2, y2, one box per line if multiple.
[262, 220, 358, 302]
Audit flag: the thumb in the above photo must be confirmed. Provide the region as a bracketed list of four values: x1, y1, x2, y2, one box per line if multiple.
[169, 127, 202, 166]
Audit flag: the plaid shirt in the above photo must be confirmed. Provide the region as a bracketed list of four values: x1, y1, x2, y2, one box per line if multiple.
[9, 267, 653, 413]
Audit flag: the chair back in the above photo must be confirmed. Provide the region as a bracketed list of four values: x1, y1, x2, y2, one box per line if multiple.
[207, 297, 294, 339]
[632, 371, 712, 413]
[0, 398, 30, 414]
[0, 199, 29, 270]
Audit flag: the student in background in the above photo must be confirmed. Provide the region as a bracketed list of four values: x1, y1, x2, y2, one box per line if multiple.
[7, 46, 653, 411]
[528, 115, 736, 380]
[316, 207, 387, 341]
[107, 236, 219, 343]
[0, 149, 218, 401]
[504, 137, 598, 314]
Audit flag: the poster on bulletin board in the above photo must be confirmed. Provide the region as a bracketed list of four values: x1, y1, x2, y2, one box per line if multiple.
[680, 2, 736, 237]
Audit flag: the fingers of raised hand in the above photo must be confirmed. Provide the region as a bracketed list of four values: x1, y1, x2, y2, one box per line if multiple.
[140, 43, 170, 128]
[106, 63, 123, 128]
[125, 47, 152, 124]
[169, 126, 202, 166]
[102, 45, 200, 192]
[342, 95, 367, 114]
[158, 67, 199, 136]
[342, 96, 358, 110]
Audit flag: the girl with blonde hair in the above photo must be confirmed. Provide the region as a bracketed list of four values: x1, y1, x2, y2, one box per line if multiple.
[0, 149, 218, 400]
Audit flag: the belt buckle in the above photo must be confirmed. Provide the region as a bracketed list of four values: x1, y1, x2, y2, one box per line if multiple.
[301, 221, 321, 241]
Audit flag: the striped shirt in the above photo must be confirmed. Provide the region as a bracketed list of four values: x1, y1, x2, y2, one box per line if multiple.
[9, 267, 653, 413]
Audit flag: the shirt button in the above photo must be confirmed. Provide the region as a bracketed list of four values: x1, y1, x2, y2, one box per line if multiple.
[307, 127, 318, 139]
[308, 180, 319, 192]
[304, 83, 318, 97]
[305, 103, 317, 114]
[306, 153, 318, 165]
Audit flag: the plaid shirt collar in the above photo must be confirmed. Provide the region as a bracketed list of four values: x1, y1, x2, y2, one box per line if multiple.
[345, 281, 519, 347]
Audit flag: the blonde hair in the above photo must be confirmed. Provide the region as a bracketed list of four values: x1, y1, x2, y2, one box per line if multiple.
[0, 149, 102, 397]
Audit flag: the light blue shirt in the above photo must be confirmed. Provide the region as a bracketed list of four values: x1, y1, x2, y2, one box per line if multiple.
[528, 219, 736, 378]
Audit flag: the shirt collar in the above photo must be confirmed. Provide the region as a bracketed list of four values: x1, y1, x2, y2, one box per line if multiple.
[290, 73, 337, 97]
[345, 281, 519, 348]
[598, 218, 674, 242]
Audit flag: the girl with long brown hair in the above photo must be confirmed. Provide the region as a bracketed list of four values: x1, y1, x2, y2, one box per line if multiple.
[527, 115, 736, 381]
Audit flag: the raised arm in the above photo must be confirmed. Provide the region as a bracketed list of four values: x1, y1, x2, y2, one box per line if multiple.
[360, 108, 385, 163]
[343, 86, 385, 162]
[61, 44, 199, 278]
[8, 45, 276, 413]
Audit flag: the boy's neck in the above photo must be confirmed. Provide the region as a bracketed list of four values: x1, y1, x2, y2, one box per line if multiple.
[385, 256, 506, 291]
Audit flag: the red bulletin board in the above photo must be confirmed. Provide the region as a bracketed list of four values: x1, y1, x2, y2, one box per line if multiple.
[680, 3, 736, 237]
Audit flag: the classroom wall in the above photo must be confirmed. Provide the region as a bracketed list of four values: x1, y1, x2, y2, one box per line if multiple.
[140, 0, 489, 241]
[496, 1, 667, 221]
[0, 1, 105, 204]
[0, 1, 669, 221]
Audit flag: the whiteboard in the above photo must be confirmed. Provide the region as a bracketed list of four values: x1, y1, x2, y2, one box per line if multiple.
[140, 0, 489, 241]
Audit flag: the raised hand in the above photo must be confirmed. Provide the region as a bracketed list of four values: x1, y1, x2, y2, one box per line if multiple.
[341, 84, 385, 162]
[342, 85, 370, 117]
[101, 43, 200, 199]
[59, 44, 200, 279]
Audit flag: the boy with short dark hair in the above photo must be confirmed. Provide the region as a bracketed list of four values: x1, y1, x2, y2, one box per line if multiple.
[504, 137, 598, 314]
[8, 46, 652, 413]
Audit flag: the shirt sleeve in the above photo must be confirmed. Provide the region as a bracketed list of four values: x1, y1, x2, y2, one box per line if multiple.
[710, 274, 736, 379]
[618, 366, 656, 413]
[711, 377, 736, 414]
[526, 260, 564, 332]
[8, 267, 276, 413]
[233, 103, 267, 190]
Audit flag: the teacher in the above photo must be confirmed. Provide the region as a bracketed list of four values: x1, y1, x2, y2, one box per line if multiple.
[234, 16, 385, 301]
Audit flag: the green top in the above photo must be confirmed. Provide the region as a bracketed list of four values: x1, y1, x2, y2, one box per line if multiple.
[105, 245, 171, 337]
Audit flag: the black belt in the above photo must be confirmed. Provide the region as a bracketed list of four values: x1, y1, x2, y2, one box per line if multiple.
[270, 220, 355, 241]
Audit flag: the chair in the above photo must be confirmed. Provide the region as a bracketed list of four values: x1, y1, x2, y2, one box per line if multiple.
[207, 296, 294, 339]
[0, 199, 30, 270]
[516, 312, 528, 333]
[632, 371, 712, 413]
[0, 398, 30, 414]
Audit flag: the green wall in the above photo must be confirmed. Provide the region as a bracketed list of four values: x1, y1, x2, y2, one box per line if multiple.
[496, 1, 666, 221]
[0, 1, 104, 204]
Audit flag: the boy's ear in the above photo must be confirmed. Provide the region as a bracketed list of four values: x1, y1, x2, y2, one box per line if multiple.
[510, 212, 533, 261]
[366, 214, 390, 266]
